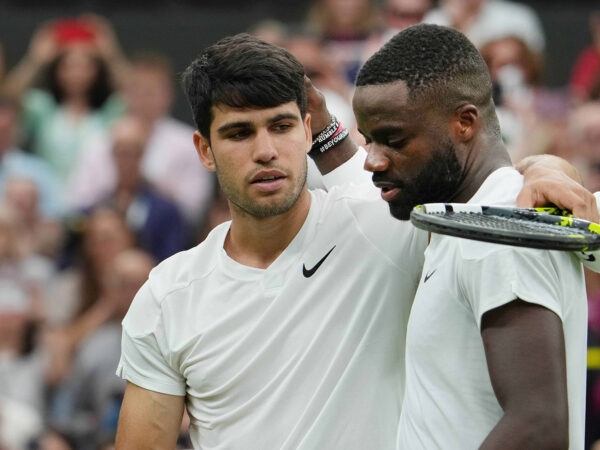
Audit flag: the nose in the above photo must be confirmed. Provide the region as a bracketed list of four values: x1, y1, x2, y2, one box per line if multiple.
[364, 144, 389, 173]
[252, 128, 278, 163]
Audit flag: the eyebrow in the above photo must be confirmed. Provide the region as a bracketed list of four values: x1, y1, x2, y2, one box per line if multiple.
[216, 112, 301, 135]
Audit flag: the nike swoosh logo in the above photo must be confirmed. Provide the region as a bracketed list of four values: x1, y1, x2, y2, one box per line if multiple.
[303, 246, 336, 278]
[423, 269, 437, 283]
[580, 251, 596, 262]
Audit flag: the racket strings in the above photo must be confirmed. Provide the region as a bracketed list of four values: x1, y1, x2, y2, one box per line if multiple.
[444, 212, 591, 236]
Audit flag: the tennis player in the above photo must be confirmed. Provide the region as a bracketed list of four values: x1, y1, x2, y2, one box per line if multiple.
[114, 32, 594, 449]
[351, 24, 586, 448]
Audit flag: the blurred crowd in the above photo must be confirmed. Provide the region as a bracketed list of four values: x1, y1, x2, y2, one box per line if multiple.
[0, 0, 599, 449]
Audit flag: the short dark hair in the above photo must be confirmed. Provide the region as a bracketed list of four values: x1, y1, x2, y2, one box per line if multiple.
[181, 33, 307, 139]
[356, 24, 494, 111]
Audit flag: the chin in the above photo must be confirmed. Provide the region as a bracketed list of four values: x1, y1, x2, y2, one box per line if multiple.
[389, 204, 412, 221]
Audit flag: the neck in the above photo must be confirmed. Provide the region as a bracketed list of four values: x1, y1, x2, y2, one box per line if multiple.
[224, 190, 311, 269]
[452, 139, 512, 203]
[64, 97, 90, 118]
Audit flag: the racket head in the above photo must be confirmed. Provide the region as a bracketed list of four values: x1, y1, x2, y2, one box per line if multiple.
[410, 203, 600, 251]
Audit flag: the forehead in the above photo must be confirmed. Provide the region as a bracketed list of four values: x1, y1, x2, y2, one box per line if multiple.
[352, 81, 420, 127]
[210, 101, 302, 130]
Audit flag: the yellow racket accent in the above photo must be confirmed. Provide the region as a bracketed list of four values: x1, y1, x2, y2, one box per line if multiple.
[589, 347, 600, 370]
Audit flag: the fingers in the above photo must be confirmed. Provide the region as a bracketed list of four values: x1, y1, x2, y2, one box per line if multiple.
[304, 76, 331, 135]
[516, 178, 599, 222]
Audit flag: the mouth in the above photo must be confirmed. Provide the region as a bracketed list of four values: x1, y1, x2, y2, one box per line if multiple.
[251, 171, 287, 192]
[379, 186, 400, 202]
[373, 181, 401, 202]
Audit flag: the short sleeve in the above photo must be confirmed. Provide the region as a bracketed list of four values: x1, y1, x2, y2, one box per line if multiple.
[459, 245, 566, 329]
[116, 282, 186, 396]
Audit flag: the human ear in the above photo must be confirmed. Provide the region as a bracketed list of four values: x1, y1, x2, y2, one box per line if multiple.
[453, 104, 479, 142]
[193, 131, 216, 171]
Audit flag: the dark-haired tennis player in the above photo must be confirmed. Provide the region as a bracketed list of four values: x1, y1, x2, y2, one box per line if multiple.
[352, 24, 586, 449]
[114, 31, 595, 449]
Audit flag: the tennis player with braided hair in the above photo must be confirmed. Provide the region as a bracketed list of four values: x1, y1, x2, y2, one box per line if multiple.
[351, 24, 586, 449]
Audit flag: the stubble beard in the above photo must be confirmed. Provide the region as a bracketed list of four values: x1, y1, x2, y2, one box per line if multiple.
[218, 160, 308, 219]
[388, 142, 463, 220]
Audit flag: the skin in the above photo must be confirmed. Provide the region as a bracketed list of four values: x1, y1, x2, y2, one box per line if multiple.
[115, 382, 184, 449]
[352, 80, 511, 216]
[114, 79, 593, 449]
[194, 101, 312, 268]
[115, 101, 313, 447]
[352, 80, 570, 448]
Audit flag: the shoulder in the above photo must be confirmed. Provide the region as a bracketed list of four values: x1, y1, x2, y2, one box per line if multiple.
[311, 187, 428, 269]
[469, 167, 522, 206]
[147, 222, 228, 299]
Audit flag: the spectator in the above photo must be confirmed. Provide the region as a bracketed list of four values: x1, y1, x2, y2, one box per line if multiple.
[44, 207, 135, 389]
[0, 203, 50, 450]
[284, 30, 362, 189]
[363, 0, 432, 55]
[382, 0, 431, 33]
[0, 395, 44, 450]
[424, 0, 545, 55]
[30, 426, 77, 450]
[569, 11, 600, 103]
[566, 102, 600, 447]
[3, 177, 65, 262]
[68, 52, 216, 228]
[90, 115, 190, 262]
[305, 0, 382, 83]
[478, 35, 558, 161]
[46, 249, 155, 449]
[249, 19, 288, 48]
[1, 15, 128, 186]
[565, 101, 600, 192]
[0, 92, 64, 220]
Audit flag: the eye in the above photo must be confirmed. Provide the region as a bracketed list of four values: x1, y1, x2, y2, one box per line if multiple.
[272, 122, 294, 133]
[386, 138, 407, 149]
[227, 129, 251, 141]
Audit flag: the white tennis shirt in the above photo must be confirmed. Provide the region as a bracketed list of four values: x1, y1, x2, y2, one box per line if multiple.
[398, 167, 587, 449]
[117, 173, 427, 449]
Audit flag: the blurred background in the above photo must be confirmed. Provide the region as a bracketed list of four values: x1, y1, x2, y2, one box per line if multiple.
[0, 0, 597, 122]
[1, 1, 600, 449]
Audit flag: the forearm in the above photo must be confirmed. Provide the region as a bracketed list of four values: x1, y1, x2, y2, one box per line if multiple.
[2, 57, 45, 97]
[309, 135, 359, 175]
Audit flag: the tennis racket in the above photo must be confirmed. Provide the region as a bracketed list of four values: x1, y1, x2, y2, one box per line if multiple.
[410, 203, 600, 251]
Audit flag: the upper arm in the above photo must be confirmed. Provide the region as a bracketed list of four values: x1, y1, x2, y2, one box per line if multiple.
[115, 381, 185, 450]
[480, 299, 568, 447]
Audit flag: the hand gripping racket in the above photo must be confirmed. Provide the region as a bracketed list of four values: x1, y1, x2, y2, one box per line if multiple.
[410, 203, 600, 251]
